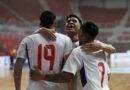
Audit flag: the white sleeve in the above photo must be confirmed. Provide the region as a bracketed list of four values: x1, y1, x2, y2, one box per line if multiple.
[64, 36, 73, 56]
[16, 37, 29, 59]
[62, 49, 82, 75]
[33, 29, 39, 33]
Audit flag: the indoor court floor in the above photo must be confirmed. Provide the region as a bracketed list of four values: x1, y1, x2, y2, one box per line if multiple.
[0, 67, 130, 90]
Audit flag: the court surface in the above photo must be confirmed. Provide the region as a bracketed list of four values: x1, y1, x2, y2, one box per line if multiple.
[0, 67, 130, 90]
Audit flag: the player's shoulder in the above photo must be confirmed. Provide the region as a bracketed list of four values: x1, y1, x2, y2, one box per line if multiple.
[27, 33, 42, 39]
[23, 34, 33, 40]
[95, 40, 105, 45]
[22, 33, 39, 42]
[55, 32, 70, 39]
[94, 40, 100, 43]
[72, 46, 81, 53]
[69, 46, 83, 58]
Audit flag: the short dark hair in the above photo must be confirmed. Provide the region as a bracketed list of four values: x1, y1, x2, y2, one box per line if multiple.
[66, 14, 82, 26]
[40, 11, 56, 28]
[81, 21, 99, 40]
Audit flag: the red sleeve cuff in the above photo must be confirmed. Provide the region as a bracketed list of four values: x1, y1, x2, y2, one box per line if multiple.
[41, 73, 46, 80]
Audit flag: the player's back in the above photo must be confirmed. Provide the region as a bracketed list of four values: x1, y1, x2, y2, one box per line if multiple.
[74, 47, 110, 90]
[23, 32, 73, 90]
[26, 32, 72, 72]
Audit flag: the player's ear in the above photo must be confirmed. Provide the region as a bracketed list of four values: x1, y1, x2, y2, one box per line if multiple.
[53, 20, 58, 28]
[39, 23, 42, 27]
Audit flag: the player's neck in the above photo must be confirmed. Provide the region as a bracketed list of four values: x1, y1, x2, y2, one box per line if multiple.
[81, 40, 94, 45]
[40, 26, 55, 32]
[69, 34, 79, 42]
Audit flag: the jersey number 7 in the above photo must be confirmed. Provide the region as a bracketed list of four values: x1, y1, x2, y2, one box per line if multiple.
[98, 62, 105, 88]
[37, 44, 55, 70]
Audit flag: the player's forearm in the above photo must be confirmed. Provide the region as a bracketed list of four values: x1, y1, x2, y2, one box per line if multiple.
[102, 44, 116, 54]
[45, 72, 74, 83]
[68, 78, 74, 90]
[64, 53, 70, 63]
[13, 59, 25, 90]
[14, 64, 22, 90]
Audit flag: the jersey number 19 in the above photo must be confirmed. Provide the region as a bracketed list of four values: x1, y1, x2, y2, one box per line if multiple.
[37, 44, 55, 70]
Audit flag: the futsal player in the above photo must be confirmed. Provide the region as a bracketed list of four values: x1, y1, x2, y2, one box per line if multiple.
[14, 11, 73, 90]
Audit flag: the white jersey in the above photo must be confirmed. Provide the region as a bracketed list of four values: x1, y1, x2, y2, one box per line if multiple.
[63, 47, 110, 90]
[16, 32, 73, 90]
[72, 41, 79, 48]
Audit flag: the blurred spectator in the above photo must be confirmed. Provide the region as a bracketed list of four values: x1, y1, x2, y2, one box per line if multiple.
[8, 48, 16, 69]
[0, 45, 8, 56]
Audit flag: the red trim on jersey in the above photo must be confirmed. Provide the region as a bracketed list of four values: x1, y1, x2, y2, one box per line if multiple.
[41, 73, 46, 80]
[98, 62, 105, 88]
[38, 44, 42, 70]
[44, 45, 55, 70]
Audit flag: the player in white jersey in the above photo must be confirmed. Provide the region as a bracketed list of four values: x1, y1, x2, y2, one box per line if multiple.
[30, 14, 115, 90]
[65, 14, 115, 53]
[14, 11, 73, 90]
[31, 21, 110, 90]
[62, 47, 110, 90]
[37, 14, 115, 53]
[62, 21, 110, 90]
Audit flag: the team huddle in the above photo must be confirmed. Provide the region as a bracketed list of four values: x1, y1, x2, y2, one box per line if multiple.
[14, 11, 116, 90]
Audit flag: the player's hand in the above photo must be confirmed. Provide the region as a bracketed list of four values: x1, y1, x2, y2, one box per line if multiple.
[35, 28, 56, 41]
[30, 66, 42, 81]
[81, 42, 103, 53]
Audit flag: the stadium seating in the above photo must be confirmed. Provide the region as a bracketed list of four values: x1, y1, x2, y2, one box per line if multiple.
[0, 31, 25, 50]
[96, 32, 113, 41]
[0, 1, 128, 27]
[45, 0, 72, 18]
[3, 0, 43, 22]
[117, 31, 130, 41]
[126, 16, 130, 27]
[0, 5, 22, 25]
[0, 0, 130, 53]
[79, 6, 127, 28]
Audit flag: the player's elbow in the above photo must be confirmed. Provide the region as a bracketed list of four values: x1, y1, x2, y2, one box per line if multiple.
[62, 72, 74, 83]
[108, 45, 116, 54]
[109, 48, 116, 54]
[104, 47, 116, 54]
[112, 48, 116, 53]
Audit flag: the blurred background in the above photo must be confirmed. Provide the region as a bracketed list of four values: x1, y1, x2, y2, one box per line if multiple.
[0, 0, 130, 53]
[0, 0, 130, 90]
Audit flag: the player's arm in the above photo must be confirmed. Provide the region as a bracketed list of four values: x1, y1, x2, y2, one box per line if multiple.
[63, 36, 73, 63]
[62, 37, 74, 90]
[63, 53, 71, 63]
[107, 63, 110, 81]
[62, 54, 74, 90]
[46, 72, 74, 83]
[30, 66, 74, 83]
[14, 58, 25, 90]
[81, 41, 116, 54]
[108, 74, 110, 81]
[97, 40, 116, 53]
[34, 27, 56, 41]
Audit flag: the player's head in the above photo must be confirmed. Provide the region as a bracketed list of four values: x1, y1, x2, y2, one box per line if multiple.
[40, 11, 57, 28]
[66, 14, 82, 26]
[79, 21, 99, 45]
[65, 14, 82, 36]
